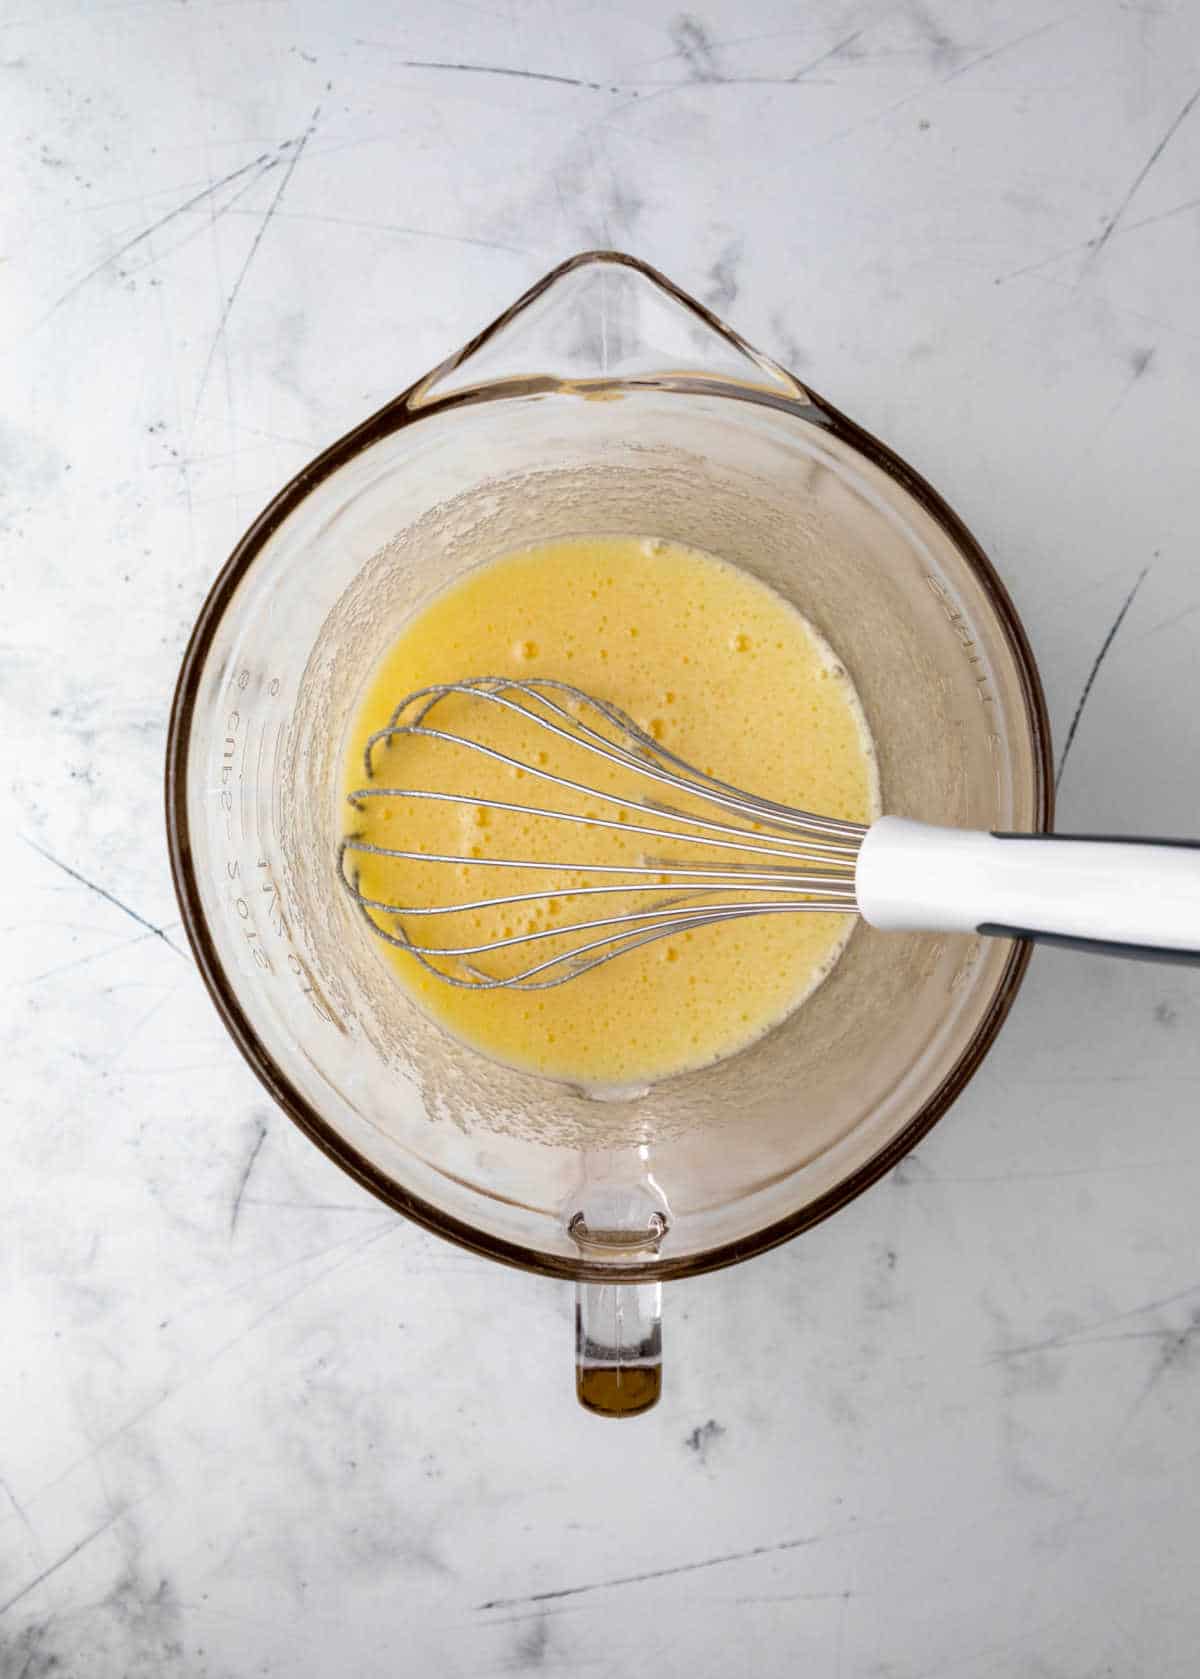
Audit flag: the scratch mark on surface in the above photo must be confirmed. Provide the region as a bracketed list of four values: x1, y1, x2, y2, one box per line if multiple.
[989, 1278, 1200, 1362]
[239, 1197, 394, 1214]
[1055, 565, 1149, 788]
[192, 104, 321, 422]
[995, 194, 1200, 284]
[1082, 353, 1156, 449]
[1105, 1310, 1200, 1445]
[23, 928, 163, 987]
[108, 984, 180, 1066]
[117, 160, 283, 283]
[183, 1224, 402, 1385]
[23, 839, 188, 960]
[230, 1118, 269, 1236]
[807, 16, 1067, 157]
[939, 17, 1061, 84]
[1009, 1073, 1199, 1085]
[835, 1584, 849, 1677]
[919, 1158, 1195, 1184]
[1131, 600, 1200, 643]
[735, 1589, 855, 1605]
[627, 21, 863, 80]
[31, 151, 274, 331]
[0, 1512, 121, 1618]
[996, 1326, 1199, 1362]
[473, 1605, 582, 1632]
[230, 207, 531, 255]
[361, 54, 628, 92]
[624, 18, 840, 71]
[478, 1533, 826, 1610]
[224, 1223, 401, 1307]
[237, 421, 322, 450]
[0, 1469, 37, 1543]
[1091, 83, 1200, 259]
[789, 30, 864, 79]
[140, 1227, 392, 1347]
[365, 38, 862, 95]
[37, 1225, 399, 1504]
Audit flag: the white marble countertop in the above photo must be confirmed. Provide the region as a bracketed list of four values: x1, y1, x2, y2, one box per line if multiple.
[4, 1, 1200, 1673]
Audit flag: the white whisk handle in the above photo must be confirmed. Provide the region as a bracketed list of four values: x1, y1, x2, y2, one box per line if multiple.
[856, 817, 1200, 963]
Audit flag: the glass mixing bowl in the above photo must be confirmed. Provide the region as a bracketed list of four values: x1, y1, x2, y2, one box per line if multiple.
[166, 252, 1052, 1414]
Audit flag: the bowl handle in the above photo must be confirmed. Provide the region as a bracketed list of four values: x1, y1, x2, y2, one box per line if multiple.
[569, 1209, 666, 1418]
[575, 1275, 663, 1418]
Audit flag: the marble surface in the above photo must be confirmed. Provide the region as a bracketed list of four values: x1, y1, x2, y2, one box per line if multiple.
[4, 0, 1200, 1672]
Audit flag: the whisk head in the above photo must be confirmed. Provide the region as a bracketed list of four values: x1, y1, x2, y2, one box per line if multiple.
[338, 678, 865, 990]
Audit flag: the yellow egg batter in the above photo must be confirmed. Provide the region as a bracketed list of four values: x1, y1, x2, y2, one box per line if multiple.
[341, 536, 878, 1086]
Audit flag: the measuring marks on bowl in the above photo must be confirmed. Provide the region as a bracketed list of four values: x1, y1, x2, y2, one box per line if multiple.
[217, 666, 342, 1032]
[924, 573, 1007, 803]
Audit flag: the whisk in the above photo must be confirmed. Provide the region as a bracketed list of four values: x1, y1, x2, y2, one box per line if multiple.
[338, 677, 1200, 988]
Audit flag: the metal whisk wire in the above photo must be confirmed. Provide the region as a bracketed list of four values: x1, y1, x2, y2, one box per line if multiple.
[338, 678, 865, 990]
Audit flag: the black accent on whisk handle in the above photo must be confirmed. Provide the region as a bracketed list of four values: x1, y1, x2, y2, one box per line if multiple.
[978, 925, 1200, 965]
[981, 832, 1200, 966]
